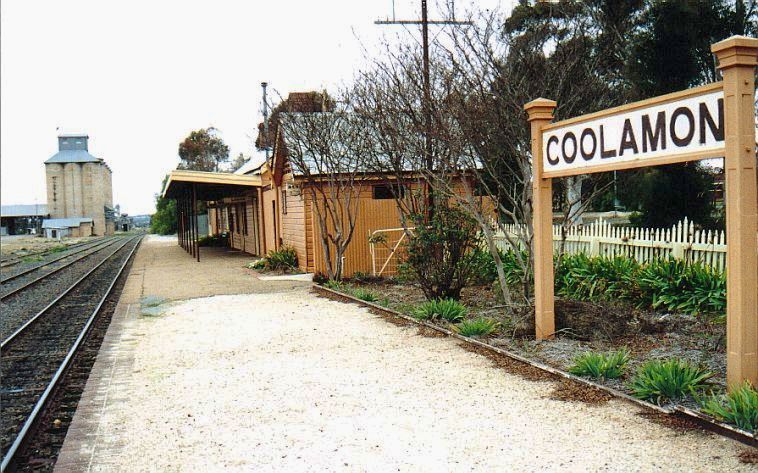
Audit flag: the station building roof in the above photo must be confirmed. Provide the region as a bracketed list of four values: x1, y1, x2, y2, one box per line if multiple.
[1, 204, 49, 217]
[162, 169, 262, 201]
[42, 217, 93, 229]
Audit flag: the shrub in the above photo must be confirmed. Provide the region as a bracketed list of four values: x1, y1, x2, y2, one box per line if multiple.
[554, 254, 725, 316]
[569, 349, 630, 379]
[404, 204, 480, 300]
[700, 382, 758, 432]
[198, 234, 228, 247]
[251, 246, 298, 272]
[265, 246, 298, 271]
[636, 259, 725, 315]
[628, 359, 713, 404]
[323, 280, 344, 291]
[352, 288, 379, 303]
[312, 272, 329, 284]
[412, 299, 467, 323]
[463, 248, 498, 285]
[455, 317, 499, 338]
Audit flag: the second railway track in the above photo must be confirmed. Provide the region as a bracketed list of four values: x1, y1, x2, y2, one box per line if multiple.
[0, 235, 142, 472]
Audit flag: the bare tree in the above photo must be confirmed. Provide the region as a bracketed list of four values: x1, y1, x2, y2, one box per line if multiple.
[280, 108, 370, 280]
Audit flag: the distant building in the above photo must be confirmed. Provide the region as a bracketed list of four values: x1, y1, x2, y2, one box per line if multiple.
[42, 217, 94, 239]
[0, 204, 49, 235]
[45, 134, 114, 236]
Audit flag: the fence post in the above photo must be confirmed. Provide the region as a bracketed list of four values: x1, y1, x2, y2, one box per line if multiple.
[525, 98, 557, 340]
[712, 36, 758, 388]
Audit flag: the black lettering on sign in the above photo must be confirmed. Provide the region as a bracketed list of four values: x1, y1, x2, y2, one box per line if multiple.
[619, 118, 639, 156]
[642, 111, 666, 152]
[562, 132, 577, 164]
[670, 106, 695, 147]
[580, 128, 597, 160]
[600, 125, 617, 159]
[546, 136, 559, 165]
[699, 98, 724, 144]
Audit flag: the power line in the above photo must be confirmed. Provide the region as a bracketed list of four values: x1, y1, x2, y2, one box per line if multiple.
[374, 1, 471, 217]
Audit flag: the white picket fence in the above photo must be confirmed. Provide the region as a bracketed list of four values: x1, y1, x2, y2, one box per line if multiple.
[494, 218, 728, 272]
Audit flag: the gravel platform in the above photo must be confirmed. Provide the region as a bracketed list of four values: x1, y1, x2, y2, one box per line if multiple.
[56, 289, 752, 472]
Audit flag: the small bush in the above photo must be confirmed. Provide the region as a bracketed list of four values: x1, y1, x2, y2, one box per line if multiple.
[628, 359, 713, 404]
[455, 317, 499, 338]
[198, 234, 228, 247]
[352, 288, 379, 303]
[323, 280, 344, 291]
[412, 299, 467, 323]
[251, 246, 298, 272]
[312, 272, 329, 284]
[404, 204, 481, 300]
[569, 349, 630, 379]
[700, 382, 758, 432]
[266, 246, 298, 271]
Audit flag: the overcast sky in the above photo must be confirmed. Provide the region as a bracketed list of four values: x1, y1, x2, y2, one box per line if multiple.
[1, 0, 509, 215]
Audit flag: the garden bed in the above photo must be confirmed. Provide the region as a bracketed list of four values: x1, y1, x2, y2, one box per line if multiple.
[313, 281, 756, 447]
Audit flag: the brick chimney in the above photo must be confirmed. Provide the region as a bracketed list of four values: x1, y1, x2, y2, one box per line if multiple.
[286, 92, 325, 112]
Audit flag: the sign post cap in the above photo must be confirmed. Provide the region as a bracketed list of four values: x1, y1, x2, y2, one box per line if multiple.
[524, 98, 557, 121]
[711, 35, 758, 68]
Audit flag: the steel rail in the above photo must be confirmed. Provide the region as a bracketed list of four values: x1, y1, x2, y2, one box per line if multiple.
[1, 236, 138, 349]
[0, 237, 122, 300]
[0, 237, 109, 269]
[0, 235, 142, 472]
[0, 237, 118, 285]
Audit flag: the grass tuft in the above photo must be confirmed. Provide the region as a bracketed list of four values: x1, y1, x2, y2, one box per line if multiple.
[569, 349, 630, 379]
[700, 382, 758, 432]
[628, 359, 713, 404]
[412, 299, 467, 323]
[454, 317, 499, 338]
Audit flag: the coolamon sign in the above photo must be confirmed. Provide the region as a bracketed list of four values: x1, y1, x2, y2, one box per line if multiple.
[525, 36, 758, 389]
[540, 84, 726, 177]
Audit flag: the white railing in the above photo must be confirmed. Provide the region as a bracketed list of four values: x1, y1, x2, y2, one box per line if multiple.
[495, 218, 728, 271]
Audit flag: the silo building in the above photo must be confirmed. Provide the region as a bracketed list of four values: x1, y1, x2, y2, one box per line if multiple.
[45, 134, 115, 236]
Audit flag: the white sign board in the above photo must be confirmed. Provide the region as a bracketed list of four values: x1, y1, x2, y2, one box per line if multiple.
[542, 91, 724, 175]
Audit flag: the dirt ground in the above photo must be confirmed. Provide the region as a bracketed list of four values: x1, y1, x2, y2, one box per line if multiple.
[0, 235, 95, 258]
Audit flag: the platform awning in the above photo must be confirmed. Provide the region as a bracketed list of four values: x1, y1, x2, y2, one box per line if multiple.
[162, 170, 261, 201]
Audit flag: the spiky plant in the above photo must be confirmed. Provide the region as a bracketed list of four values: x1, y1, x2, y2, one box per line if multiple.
[628, 359, 713, 404]
[569, 349, 630, 379]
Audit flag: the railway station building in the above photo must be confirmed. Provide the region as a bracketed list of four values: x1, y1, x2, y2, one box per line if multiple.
[45, 134, 115, 236]
[163, 93, 491, 277]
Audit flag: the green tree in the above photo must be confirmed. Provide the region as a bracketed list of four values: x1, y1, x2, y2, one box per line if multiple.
[151, 175, 177, 235]
[178, 127, 230, 172]
[619, 0, 756, 228]
[229, 152, 248, 172]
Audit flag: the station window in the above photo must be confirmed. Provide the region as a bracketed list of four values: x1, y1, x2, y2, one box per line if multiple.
[373, 184, 405, 200]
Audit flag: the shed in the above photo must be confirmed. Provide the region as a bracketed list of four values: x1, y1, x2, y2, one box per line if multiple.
[1, 204, 49, 235]
[42, 217, 94, 239]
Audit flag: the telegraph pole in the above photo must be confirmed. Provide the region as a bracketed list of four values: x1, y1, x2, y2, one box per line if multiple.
[375, 1, 471, 218]
[261, 82, 270, 160]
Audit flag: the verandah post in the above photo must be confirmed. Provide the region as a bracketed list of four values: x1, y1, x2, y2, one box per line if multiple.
[712, 36, 758, 388]
[524, 98, 557, 340]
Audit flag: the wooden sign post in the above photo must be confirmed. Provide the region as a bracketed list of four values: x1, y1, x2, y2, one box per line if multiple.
[525, 35, 758, 388]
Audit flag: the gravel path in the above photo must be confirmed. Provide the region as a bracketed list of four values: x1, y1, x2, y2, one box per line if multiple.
[70, 288, 752, 472]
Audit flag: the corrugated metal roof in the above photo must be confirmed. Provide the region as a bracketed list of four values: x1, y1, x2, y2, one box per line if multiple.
[45, 149, 102, 164]
[1, 204, 49, 217]
[233, 149, 268, 175]
[42, 217, 93, 228]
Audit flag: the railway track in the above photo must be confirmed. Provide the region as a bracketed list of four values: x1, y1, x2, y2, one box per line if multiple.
[0, 235, 142, 472]
[0, 238, 109, 270]
[0, 237, 121, 298]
